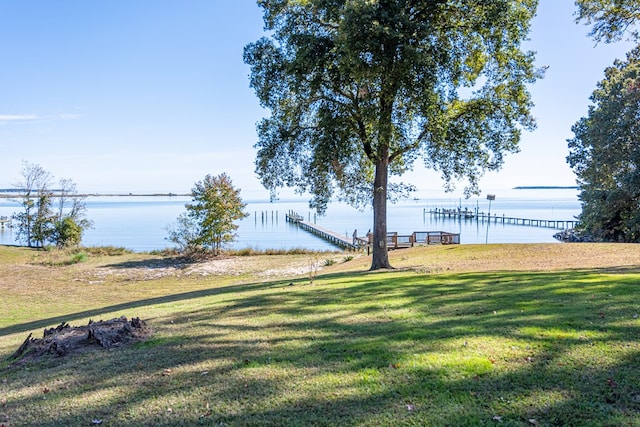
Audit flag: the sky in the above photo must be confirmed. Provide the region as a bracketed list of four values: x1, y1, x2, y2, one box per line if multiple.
[0, 1, 636, 200]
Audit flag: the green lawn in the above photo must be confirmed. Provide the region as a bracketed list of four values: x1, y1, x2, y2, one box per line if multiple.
[1, 245, 640, 426]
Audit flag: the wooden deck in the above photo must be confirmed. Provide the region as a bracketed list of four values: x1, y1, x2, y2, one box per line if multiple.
[428, 209, 577, 230]
[0, 216, 11, 228]
[286, 212, 460, 251]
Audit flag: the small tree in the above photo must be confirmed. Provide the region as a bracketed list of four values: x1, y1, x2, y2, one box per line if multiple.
[12, 162, 53, 247]
[169, 173, 248, 256]
[167, 213, 201, 254]
[52, 217, 83, 247]
[50, 178, 92, 248]
[31, 192, 55, 247]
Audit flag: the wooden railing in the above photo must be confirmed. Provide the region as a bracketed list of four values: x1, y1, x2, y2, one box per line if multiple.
[373, 231, 460, 250]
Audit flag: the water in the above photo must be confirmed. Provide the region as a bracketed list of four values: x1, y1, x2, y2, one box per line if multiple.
[0, 188, 581, 252]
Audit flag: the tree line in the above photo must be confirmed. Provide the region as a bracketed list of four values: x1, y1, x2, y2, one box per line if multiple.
[10, 161, 92, 248]
[9, 162, 248, 254]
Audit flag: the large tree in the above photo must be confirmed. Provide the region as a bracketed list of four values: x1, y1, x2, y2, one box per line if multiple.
[568, 0, 640, 241]
[245, 0, 539, 270]
[567, 46, 640, 242]
[575, 0, 640, 43]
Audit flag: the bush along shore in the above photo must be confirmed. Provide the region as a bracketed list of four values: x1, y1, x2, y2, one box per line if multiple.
[553, 228, 594, 242]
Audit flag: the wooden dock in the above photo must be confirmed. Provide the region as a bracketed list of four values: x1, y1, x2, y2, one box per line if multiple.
[427, 209, 577, 230]
[286, 212, 359, 250]
[0, 216, 11, 228]
[286, 211, 460, 251]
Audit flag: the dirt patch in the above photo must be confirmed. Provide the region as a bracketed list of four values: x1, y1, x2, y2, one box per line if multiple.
[84, 254, 344, 283]
[6, 316, 152, 369]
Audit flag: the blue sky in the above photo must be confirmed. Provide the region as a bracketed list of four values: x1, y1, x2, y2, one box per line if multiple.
[0, 1, 635, 199]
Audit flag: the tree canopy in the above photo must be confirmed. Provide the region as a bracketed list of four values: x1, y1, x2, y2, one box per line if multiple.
[567, 46, 640, 242]
[245, 0, 539, 269]
[575, 0, 640, 43]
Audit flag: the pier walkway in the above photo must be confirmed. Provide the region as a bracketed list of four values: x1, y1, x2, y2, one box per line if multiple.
[427, 208, 577, 230]
[286, 211, 460, 251]
[286, 212, 359, 250]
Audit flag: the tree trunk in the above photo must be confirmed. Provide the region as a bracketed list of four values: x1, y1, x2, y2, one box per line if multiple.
[370, 156, 393, 270]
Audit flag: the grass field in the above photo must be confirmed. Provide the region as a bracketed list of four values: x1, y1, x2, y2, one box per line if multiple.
[1, 243, 640, 426]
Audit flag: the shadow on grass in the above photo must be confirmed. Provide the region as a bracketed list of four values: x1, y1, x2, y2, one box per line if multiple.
[102, 256, 192, 270]
[3, 267, 640, 426]
[0, 280, 276, 338]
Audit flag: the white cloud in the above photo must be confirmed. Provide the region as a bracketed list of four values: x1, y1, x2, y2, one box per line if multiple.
[0, 113, 81, 123]
[0, 114, 38, 121]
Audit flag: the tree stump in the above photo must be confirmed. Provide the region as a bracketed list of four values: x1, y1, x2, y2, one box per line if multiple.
[6, 316, 152, 368]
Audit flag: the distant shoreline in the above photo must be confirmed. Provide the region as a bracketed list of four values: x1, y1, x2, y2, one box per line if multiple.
[0, 192, 191, 199]
[512, 186, 579, 190]
[0, 187, 580, 199]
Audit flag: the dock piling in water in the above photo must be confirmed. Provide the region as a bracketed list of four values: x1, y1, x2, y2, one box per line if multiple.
[0, 216, 11, 229]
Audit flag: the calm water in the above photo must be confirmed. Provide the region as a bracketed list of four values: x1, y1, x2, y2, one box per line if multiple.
[0, 189, 581, 252]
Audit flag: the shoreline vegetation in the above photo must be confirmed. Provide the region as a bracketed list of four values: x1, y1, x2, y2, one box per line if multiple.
[2, 243, 640, 426]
